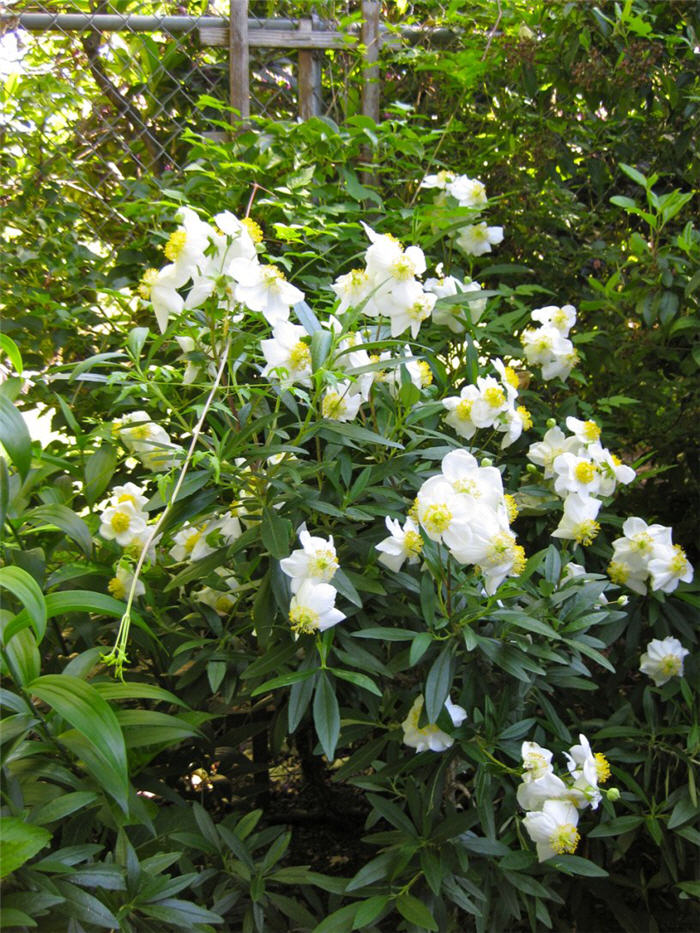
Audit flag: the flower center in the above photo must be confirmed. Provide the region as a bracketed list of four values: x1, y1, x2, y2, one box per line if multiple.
[484, 386, 506, 408]
[552, 308, 569, 328]
[660, 654, 682, 677]
[632, 532, 653, 553]
[594, 753, 611, 783]
[535, 335, 553, 353]
[574, 462, 596, 484]
[289, 606, 319, 636]
[670, 545, 688, 575]
[550, 823, 580, 855]
[108, 576, 126, 599]
[583, 420, 601, 442]
[131, 423, 153, 441]
[263, 266, 285, 286]
[242, 217, 263, 243]
[505, 494, 519, 523]
[164, 229, 187, 261]
[607, 560, 629, 584]
[454, 478, 478, 496]
[422, 504, 452, 535]
[417, 361, 433, 386]
[117, 493, 137, 505]
[289, 341, 311, 370]
[404, 530, 423, 556]
[573, 520, 600, 546]
[504, 366, 520, 388]
[456, 400, 473, 420]
[390, 255, 415, 280]
[311, 549, 338, 580]
[322, 392, 346, 419]
[409, 297, 431, 320]
[138, 268, 158, 299]
[111, 511, 132, 534]
[215, 594, 234, 613]
[517, 406, 533, 430]
[185, 530, 202, 553]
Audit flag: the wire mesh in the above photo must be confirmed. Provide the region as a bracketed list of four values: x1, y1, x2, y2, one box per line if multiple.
[0, 2, 364, 250]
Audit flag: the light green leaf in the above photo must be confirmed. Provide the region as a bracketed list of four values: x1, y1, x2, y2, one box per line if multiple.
[0, 566, 46, 643]
[28, 674, 129, 813]
[22, 505, 92, 556]
[0, 818, 51, 877]
[0, 335, 23, 374]
[396, 893, 438, 931]
[313, 672, 340, 761]
[0, 396, 32, 479]
[84, 445, 118, 506]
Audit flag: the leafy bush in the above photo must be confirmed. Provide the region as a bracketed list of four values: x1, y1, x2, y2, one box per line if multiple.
[1, 153, 698, 932]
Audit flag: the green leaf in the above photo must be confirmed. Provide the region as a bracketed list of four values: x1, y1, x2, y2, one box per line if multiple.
[352, 895, 389, 929]
[262, 508, 292, 558]
[311, 329, 333, 372]
[548, 854, 608, 877]
[424, 646, 454, 724]
[330, 668, 382, 696]
[619, 162, 648, 188]
[6, 590, 143, 645]
[352, 626, 414, 641]
[319, 421, 403, 449]
[84, 445, 118, 506]
[27, 791, 100, 826]
[251, 669, 316, 697]
[53, 880, 120, 929]
[313, 902, 358, 933]
[0, 396, 32, 478]
[410, 632, 433, 666]
[0, 566, 46, 643]
[28, 675, 129, 813]
[0, 334, 23, 374]
[0, 818, 51, 877]
[588, 815, 644, 837]
[395, 893, 438, 931]
[23, 504, 93, 556]
[313, 672, 340, 761]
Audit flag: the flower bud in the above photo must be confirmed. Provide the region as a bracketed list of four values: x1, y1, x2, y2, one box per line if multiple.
[605, 787, 621, 802]
[546, 418, 557, 429]
[480, 458, 493, 468]
[616, 595, 629, 607]
[526, 463, 539, 474]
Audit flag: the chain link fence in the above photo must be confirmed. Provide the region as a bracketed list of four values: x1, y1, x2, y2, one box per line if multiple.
[1, 2, 381, 247]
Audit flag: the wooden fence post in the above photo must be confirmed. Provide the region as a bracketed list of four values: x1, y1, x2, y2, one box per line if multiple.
[229, 0, 249, 123]
[298, 18, 322, 120]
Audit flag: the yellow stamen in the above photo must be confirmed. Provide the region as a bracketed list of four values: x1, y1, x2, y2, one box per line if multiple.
[484, 386, 506, 408]
[404, 530, 423, 557]
[289, 606, 319, 636]
[550, 823, 580, 855]
[108, 577, 126, 600]
[574, 461, 596, 484]
[164, 229, 187, 261]
[595, 753, 611, 783]
[422, 504, 452, 536]
[242, 217, 263, 243]
[517, 406, 533, 430]
[110, 512, 131, 534]
[574, 520, 600, 546]
[505, 494, 519, 523]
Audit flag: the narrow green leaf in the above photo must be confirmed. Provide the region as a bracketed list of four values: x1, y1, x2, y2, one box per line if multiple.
[262, 508, 292, 558]
[424, 646, 454, 724]
[84, 445, 118, 506]
[28, 675, 129, 813]
[251, 669, 316, 697]
[27, 791, 100, 826]
[0, 566, 46, 643]
[0, 335, 23, 374]
[352, 626, 414, 641]
[23, 505, 92, 556]
[311, 329, 333, 372]
[6, 590, 143, 645]
[0, 396, 32, 478]
[312, 672, 340, 761]
[396, 893, 438, 931]
[330, 668, 381, 696]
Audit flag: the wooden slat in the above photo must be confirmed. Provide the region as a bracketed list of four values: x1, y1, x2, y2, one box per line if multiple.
[298, 20, 322, 120]
[361, 0, 381, 124]
[201, 25, 354, 49]
[229, 0, 249, 121]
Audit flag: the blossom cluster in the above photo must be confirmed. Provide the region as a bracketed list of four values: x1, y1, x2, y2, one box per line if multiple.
[528, 416, 635, 547]
[280, 525, 345, 637]
[115, 410, 181, 473]
[520, 304, 579, 382]
[377, 448, 524, 595]
[518, 736, 613, 862]
[442, 357, 532, 449]
[608, 517, 693, 595]
[420, 171, 504, 257]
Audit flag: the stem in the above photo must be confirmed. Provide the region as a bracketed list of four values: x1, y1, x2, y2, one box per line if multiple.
[101, 330, 233, 679]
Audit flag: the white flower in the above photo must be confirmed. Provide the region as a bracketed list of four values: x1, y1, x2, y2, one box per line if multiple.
[117, 411, 180, 472]
[386, 281, 436, 338]
[608, 517, 675, 594]
[163, 206, 213, 281]
[440, 448, 504, 513]
[99, 500, 148, 548]
[288, 580, 345, 636]
[640, 636, 690, 686]
[109, 482, 149, 512]
[522, 799, 581, 862]
[527, 426, 582, 479]
[169, 521, 217, 563]
[107, 564, 146, 602]
[588, 444, 636, 497]
[261, 320, 312, 388]
[322, 381, 363, 422]
[446, 175, 488, 209]
[362, 223, 427, 283]
[521, 740, 554, 779]
[331, 268, 373, 315]
[447, 503, 525, 594]
[122, 525, 161, 565]
[193, 570, 240, 615]
[229, 257, 304, 326]
[420, 170, 455, 190]
[456, 222, 504, 257]
[401, 694, 466, 753]
[531, 304, 577, 335]
[375, 516, 423, 572]
[552, 452, 602, 498]
[415, 475, 471, 545]
[648, 543, 693, 593]
[564, 734, 610, 811]
[216, 508, 243, 545]
[551, 494, 602, 546]
[280, 524, 339, 593]
[442, 385, 480, 440]
[140, 263, 187, 334]
[565, 416, 602, 446]
[517, 771, 569, 812]
[426, 276, 487, 331]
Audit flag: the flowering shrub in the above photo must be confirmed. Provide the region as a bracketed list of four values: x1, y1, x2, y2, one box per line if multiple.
[1, 169, 698, 931]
